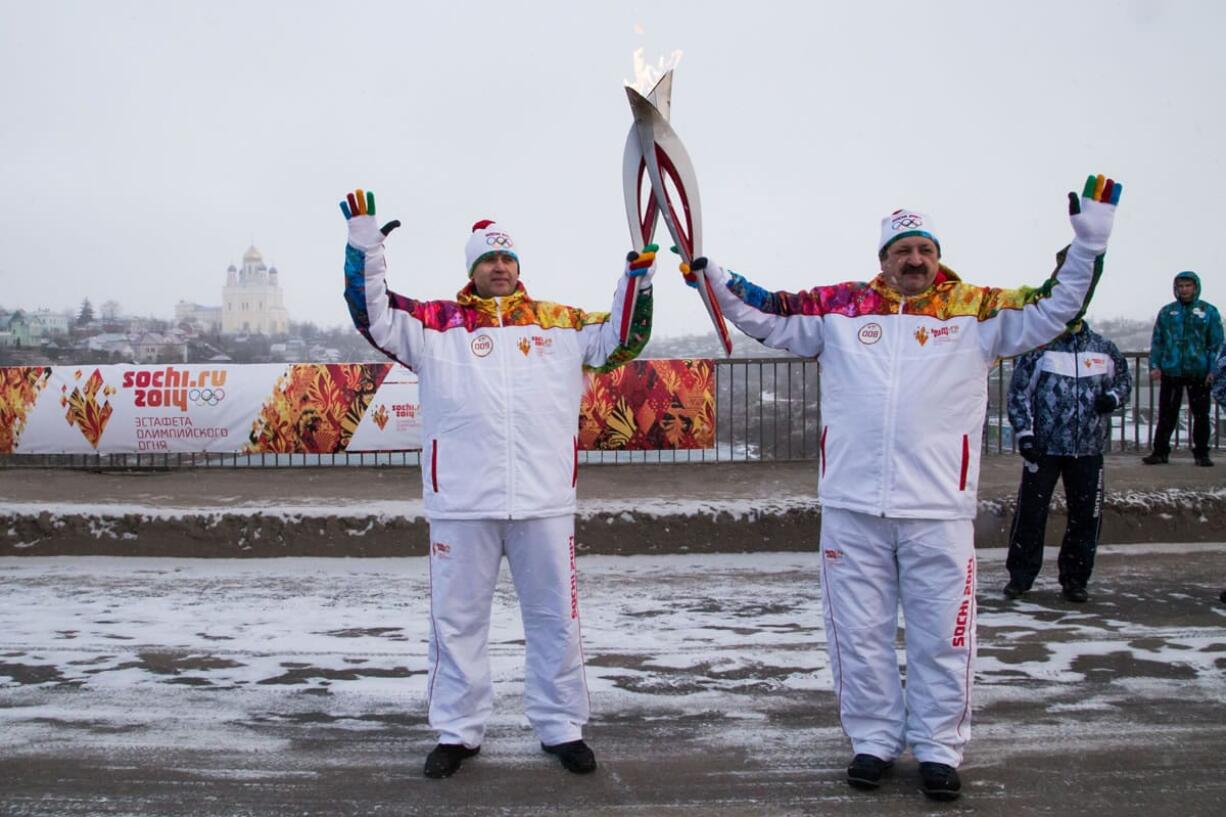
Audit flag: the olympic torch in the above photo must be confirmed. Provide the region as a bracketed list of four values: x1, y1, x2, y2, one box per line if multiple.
[622, 70, 733, 356]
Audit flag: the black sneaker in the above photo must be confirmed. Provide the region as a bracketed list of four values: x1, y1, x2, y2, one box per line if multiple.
[423, 743, 480, 779]
[1061, 585, 1089, 603]
[1141, 452, 1168, 465]
[919, 762, 961, 801]
[1002, 581, 1026, 599]
[542, 740, 597, 774]
[1194, 455, 1214, 467]
[846, 753, 893, 790]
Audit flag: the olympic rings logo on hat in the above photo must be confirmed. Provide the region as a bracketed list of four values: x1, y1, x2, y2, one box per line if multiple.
[189, 387, 226, 407]
[485, 233, 514, 248]
[892, 215, 924, 230]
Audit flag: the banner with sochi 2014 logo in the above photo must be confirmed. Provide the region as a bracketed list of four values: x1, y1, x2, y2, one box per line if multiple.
[0, 363, 417, 455]
[0, 359, 714, 455]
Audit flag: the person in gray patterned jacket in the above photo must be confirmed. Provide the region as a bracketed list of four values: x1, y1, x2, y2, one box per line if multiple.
[1003, 321, 1131, 602]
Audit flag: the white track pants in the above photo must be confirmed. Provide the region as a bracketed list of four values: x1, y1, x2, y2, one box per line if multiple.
[425, 515, 589, 748]
[819, 507, 976, 767]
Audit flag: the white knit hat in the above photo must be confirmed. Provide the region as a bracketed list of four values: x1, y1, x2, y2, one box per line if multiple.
[465, 219, 519, 276]
[879, 209, 941, 254]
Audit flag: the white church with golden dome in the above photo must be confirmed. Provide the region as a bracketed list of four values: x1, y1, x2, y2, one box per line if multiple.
[221, 245, 290, 335]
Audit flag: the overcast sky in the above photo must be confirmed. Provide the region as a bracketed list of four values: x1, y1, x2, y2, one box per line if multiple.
[1, 0, 1221, 336]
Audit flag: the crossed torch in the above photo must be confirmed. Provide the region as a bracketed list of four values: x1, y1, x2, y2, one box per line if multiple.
[623, 71, 733, 356]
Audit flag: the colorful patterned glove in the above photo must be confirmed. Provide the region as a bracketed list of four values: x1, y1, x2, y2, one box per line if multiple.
[679, 255, 709, 289]
[625, 243, 658, 290]
[339, 188, 401, 252]
[1068, 174, 1121, 253]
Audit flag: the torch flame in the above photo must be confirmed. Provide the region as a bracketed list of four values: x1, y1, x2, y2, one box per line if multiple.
[626, 46, 683, 96]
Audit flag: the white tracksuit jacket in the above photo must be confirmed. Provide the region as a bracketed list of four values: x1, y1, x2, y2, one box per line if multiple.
[343, 243, 653, 519]
[705, 241, 1104, 517]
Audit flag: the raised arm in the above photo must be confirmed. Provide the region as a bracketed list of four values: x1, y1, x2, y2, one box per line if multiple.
[980, 175, 1122, 360]
[581, 246, 656, 372]
[696, 259, 827, 358]
[339, 189, 424, 371]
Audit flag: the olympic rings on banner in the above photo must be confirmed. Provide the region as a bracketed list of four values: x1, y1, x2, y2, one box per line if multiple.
[188, 388, 226, 407]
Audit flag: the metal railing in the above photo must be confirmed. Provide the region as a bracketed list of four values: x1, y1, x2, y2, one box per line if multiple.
[581, 353, 1218, 464]
[1, 353, 1219, 468]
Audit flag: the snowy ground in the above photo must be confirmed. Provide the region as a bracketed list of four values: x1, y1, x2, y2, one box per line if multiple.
[2, 545, 1225, 816]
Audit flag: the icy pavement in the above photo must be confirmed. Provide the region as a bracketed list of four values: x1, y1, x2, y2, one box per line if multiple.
[2, 545, 1225, 816]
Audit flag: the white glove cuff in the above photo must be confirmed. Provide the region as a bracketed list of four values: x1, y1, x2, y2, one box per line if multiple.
[1070, 199, 1115, 254]
[347, 215, 386, 253]
[634, 266, 656, 291]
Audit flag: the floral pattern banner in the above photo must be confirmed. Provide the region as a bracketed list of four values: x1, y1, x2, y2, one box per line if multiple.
[0, 359, 715, 454]
[580, 359, 715, 450]
[245, 364, 388, 454]
[0, 366, 52, 454]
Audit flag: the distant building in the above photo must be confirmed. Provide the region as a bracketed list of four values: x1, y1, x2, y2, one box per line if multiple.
[3, 311, 37, 347]
[29, 308, 71, 336]
[221, 245, 289, 335]
[132, 331, 188, 363]
[175, 301, 223, 333]
[85, 333, 135, 360]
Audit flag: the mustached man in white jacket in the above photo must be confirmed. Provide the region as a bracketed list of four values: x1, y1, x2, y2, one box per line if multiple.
[681, 175, 1121, 801]
[339, 189, 655, 779]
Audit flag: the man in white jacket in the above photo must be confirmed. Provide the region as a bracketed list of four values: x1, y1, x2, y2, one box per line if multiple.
[683, 175, 1121, 800]
[340, 189, 655, 779]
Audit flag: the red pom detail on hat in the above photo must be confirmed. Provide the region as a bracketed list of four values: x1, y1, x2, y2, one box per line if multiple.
[471, 219, 496, 232]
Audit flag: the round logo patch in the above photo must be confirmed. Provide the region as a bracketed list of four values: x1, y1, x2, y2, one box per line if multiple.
[471, 334, 494, 357]
[858, 323, 883, 345]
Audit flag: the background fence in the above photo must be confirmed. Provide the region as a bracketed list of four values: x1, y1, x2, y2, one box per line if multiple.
[1, 353, 1219, 469]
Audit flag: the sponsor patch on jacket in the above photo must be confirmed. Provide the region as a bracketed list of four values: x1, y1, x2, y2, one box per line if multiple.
[517, 335, 555, 357]
[914, 324, 960, 346]
[470, 334, 494, 357]
[858, 323, 883, 345]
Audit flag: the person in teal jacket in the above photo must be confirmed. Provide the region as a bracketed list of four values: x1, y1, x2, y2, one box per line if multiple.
[1142, 271, 1222, 467]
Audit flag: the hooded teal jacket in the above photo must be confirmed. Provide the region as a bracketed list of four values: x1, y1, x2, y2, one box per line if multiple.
[1149, 271, 1223, 379]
